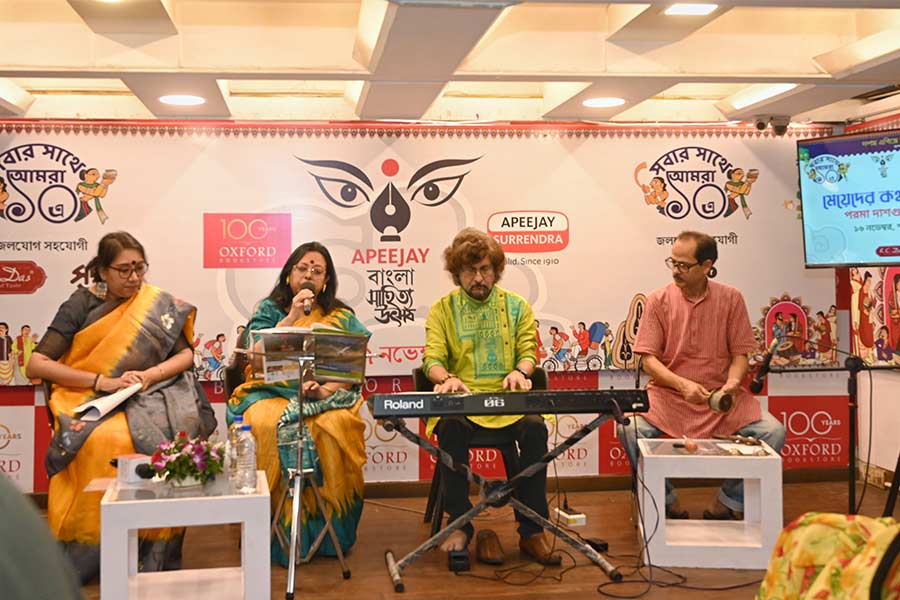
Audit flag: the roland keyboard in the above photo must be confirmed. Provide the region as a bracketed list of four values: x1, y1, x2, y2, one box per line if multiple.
[371, 388, 649, 419]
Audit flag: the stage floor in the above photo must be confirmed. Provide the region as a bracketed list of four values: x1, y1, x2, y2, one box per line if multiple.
[79, 480, 895, 599]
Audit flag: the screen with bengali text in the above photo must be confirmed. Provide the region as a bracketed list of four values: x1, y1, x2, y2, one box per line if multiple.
[798, 130, 900, 267]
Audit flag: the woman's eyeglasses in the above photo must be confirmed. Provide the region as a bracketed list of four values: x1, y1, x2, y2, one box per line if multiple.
[108, 262, 149, 279]
[293, 264, 326, 277]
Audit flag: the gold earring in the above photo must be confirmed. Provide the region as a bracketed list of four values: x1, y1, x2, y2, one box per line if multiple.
[322, 282, 327, 292]
[286, 276, 290, 285]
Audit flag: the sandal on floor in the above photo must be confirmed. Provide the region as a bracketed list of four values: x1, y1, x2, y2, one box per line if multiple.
[702, 506, 743, 520]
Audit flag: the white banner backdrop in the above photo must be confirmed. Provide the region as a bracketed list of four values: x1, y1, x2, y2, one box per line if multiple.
[0, 121, 846, 488]
[0, 122, 838, 379]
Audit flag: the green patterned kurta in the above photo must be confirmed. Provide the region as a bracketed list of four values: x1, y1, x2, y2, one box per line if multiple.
[423, 285, 536, 435]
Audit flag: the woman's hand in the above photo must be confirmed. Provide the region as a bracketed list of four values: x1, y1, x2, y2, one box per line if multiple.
[285, 287, 317, 322]
[96, 375, 133, 393]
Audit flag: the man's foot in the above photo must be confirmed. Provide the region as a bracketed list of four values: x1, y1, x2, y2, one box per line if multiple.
[665, 499, 689, 519]
[475, 529, 505, 565]
[439, 529, 470, 552]
[702, 498, 743, 520]
[519, 532, 562, 566]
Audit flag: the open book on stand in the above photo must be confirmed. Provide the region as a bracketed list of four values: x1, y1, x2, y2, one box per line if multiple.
[73, 382, 143, 422]
[253, 325, 368, 384]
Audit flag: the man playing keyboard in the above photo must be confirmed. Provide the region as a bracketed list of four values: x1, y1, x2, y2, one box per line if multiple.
[423, 227, 561, 566]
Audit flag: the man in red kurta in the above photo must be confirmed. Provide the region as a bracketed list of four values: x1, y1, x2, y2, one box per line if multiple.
[619, 231, 785, 520]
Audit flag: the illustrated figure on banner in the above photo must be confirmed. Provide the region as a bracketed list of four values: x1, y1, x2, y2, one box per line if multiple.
[0, 176, 8, 218]
[535, 319, 546, 361]
[16, 324, 36, 381]
[633, 169, 669, 214]
[74, 167, 117, 224]
[772, 312, 787, 344]
[888, 271, 900, 354]
[875, 326, 894, 362]
[814, 310, 835, 363]
[548, 326, 571, 370]
[0, 322, 14, 384]
[761, 297, 837, 368]
[723, 167, 759, 219]
[856, 271, 875, 362]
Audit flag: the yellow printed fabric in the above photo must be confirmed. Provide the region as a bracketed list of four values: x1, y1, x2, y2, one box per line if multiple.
[423, 285, 536, 435]
[48, 284, 192, 546]
[757, 512, 900, 599]
[226, 300, 370, 566]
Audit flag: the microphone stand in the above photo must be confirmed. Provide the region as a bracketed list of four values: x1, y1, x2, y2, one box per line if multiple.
[766, 337, 900, 514]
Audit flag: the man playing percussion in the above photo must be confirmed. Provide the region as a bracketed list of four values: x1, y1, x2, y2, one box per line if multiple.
[423, 228, 560, 566]
[618, 231, 785, 520]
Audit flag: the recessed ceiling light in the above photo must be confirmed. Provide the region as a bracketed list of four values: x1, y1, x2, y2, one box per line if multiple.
[582, 97, 626, 108]
[159, 94, 206, 107]
[664, 4, 718, 16]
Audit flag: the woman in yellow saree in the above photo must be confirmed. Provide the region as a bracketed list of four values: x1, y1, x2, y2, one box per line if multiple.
[27, 232, 216, 582]
[227, 241, 370, 567]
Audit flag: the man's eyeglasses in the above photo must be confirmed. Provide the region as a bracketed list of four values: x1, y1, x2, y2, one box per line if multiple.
[293, 264, 326, 278]
[664, 257, 699, 272]
[108, 262, 149, 279]
[460, 265, 494, 278]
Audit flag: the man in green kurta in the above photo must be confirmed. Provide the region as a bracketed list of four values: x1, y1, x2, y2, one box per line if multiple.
[423, 228, 561, 566]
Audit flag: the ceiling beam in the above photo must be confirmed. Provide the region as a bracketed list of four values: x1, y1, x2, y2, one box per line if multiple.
[66, 0, 177, 35]
[0, 79, 35, 117]
[354, 0, 511, 118]
[717, 83, 882, 120]
[120, 74, 231, 118]
[607, 4, 733, 46]
[542, 77, 676, 120]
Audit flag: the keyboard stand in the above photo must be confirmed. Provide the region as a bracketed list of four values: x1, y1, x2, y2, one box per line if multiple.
[381, 411, 627, 592]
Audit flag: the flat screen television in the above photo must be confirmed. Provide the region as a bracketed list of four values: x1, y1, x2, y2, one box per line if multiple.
[798, 129, 900, 267]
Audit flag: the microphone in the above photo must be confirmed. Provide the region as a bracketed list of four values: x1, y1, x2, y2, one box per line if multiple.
[749, 339, 780, 394]
[135, 463, 155, 479]
[299, 281, 317, 316]
[634, 355, 643, 390]
[110, 456, 156, 481]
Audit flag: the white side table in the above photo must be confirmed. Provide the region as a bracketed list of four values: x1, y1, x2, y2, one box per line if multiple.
[100, 471, 270, 600]
[637, 439, 782, 569]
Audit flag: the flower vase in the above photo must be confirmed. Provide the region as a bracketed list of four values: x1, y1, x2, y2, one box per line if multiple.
[170, 474, 203, 489]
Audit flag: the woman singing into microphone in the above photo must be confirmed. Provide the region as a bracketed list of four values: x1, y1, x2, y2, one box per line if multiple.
[226, 241, 370, 566]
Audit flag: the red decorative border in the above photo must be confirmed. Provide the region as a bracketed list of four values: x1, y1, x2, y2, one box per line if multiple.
[0, 119, 832, 139]
[845, 113, 900, 134]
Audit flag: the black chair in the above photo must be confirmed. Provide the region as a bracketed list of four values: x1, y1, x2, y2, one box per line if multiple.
[419, 366, 548, 537]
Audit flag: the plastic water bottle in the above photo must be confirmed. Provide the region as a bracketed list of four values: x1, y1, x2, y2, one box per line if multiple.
[236, 424, 257, 494]
[225, 415, 243, 480]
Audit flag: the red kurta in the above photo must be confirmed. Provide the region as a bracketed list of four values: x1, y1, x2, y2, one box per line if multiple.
[634, 281, 760, 439]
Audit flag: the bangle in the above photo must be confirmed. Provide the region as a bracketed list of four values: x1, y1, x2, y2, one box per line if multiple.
[515, 367, 530, 379]
[93, 373, 102, 391]
[438, 373, 458, 385]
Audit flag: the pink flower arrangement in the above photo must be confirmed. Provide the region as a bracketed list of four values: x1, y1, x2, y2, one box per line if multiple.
[151, 431, 224, 484]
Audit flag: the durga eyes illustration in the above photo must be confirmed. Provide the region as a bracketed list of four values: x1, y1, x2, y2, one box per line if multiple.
[298, 156, 480, 242]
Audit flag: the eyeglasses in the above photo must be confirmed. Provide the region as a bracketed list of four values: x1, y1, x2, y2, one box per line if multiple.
[460, 265, 494, 278]
[293, 264, 326, 278]
[664, 257, 699, 272]
[108, 262, 149, 279]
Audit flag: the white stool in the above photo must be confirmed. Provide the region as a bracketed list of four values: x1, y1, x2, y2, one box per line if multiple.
[637, 439, 782, 569]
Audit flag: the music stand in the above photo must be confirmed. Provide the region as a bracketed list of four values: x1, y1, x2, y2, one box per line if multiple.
[251, 327, 368, 600]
